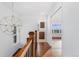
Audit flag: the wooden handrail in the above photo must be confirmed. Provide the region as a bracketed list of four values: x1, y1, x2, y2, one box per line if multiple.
[13, 39, 32, 57]
[20, 39, 32, 57]
[12, 31, 37, 57]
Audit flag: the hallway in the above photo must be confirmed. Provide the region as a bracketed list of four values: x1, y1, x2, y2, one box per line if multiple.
[0, 2, 79, 57]
[0, 2, 62, 57]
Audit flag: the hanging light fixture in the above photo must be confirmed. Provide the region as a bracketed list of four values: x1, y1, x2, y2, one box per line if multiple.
[0, 2, 22, 43]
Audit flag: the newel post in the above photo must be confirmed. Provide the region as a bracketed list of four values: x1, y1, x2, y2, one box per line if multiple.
[28, 31, 35, 57]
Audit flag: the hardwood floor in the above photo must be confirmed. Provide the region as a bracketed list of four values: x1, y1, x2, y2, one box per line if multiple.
[37, 42, 51, 57]
[42, 48, 53, 57]
[36, 40, 62, 57]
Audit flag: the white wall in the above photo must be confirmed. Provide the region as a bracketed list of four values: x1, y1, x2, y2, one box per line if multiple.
[46, 2, 79, 56]
[0, 3, 21, 57]
[62, 2, 79, 56]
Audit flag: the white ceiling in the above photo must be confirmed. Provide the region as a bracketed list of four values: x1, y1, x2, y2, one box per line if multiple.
[2, 2, 59, 20]
[2, 2, 58, 16]
[14, 2, 52, 16]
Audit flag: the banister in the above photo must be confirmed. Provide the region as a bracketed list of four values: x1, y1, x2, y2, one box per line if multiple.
[12, 31, 37, 57]
[20, 39, 32, 57]
[12, 39, 32, 57]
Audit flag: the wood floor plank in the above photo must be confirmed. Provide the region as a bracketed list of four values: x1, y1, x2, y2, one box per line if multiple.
[37, 42, 51, 57]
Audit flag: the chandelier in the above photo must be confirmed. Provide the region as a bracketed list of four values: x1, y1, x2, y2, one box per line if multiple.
[0, 2, 22, 43]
